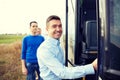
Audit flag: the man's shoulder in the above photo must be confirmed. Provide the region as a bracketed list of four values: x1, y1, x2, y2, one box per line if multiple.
[22, 35, 31, 40]
[37, 35, 45, 39]
[41, 40, 51, 46]
[38, 40, 52, 50]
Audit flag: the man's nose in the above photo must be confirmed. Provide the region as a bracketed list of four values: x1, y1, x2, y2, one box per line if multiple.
[56, 26, 61, 30]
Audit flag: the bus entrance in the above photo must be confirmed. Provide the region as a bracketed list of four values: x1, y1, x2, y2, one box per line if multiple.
[65, 0, 97, 80]
[65, 0, 120, 80]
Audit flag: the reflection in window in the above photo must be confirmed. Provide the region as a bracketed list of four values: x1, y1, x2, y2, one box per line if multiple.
[110, 0, 120, 48]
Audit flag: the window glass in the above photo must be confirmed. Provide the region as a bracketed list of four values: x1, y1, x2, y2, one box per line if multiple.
[110, 0, 120, 48]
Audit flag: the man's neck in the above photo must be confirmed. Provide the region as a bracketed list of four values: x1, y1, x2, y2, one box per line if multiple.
[30, 32, 37, 36]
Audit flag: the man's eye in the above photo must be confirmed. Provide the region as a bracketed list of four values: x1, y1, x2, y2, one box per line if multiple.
[52, 25, 56, 28]
[33, 26, 38, 27]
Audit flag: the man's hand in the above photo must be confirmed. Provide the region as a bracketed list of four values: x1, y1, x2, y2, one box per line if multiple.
[92, 59, 97, 70]
[21, 60, 28, 75]
[22, 66, 28, 75]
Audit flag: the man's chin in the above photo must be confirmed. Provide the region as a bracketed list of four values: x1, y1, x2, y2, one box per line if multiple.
[54, 36, 61, 39]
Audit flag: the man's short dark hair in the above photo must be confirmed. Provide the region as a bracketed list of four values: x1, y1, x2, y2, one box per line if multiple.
[30, 21, 37, 26]
[46, 15, 61, 26]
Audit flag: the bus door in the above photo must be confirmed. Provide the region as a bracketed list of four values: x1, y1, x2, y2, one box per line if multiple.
[66, 0, 98, 80]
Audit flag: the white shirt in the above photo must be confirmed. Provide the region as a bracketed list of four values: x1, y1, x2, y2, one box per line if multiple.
[37, 37, 95, 80]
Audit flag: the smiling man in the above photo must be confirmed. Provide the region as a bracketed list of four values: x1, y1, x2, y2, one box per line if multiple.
[37, 15, 97, 80]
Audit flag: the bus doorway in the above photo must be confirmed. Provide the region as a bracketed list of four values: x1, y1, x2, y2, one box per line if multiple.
[65, 0, 97, 80]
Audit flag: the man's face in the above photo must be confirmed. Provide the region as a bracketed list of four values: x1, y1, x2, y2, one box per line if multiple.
[37, 28, 41, 35]
[46, 20, 62, 39]
[30, 23, 38, 34]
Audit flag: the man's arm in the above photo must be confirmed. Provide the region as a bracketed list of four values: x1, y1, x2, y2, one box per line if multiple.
[37, 48, 95, 79]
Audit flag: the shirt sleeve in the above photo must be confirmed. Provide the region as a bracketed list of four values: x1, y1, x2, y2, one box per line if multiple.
[37, 47, 95, 79]
[21, 37, 27, 59]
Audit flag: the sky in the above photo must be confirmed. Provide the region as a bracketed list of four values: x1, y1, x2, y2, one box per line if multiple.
[0, 0, 65, 34]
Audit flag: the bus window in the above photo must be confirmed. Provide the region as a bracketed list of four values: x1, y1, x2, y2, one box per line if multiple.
[85, 20, 97, 51]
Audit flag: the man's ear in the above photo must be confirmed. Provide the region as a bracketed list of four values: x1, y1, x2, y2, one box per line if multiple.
[46, 26, 48, 31]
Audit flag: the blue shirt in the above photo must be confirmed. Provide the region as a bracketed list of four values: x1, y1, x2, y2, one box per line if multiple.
[37, 37, 95, 80]
[21, 35, 44, 63]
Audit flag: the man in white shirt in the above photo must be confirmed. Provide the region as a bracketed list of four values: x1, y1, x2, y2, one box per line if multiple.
[37, 15, 97, 80]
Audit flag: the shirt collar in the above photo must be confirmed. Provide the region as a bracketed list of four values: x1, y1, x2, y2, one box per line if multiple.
[47, 36, 60, 46]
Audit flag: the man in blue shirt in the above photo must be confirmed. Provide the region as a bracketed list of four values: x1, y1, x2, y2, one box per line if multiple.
[21, 21, 44, 80]
[37, 15, 97, 80]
